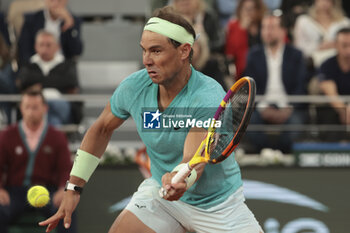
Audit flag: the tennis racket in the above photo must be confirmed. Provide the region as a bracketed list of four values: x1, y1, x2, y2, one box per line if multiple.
[159, 77, 256, 197]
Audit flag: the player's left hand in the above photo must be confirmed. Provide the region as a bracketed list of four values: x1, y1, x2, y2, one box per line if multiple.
[161, 172, 187, 201]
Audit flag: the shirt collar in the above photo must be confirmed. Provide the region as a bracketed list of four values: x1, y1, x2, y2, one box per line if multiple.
[44, 8, 63, 24]
[21, 119, 46, 136]
[30, 53, 65, 75]
[265, 44, 285, 60]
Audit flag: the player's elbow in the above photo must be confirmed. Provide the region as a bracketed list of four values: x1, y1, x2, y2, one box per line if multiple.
[90, 118, 115, 139]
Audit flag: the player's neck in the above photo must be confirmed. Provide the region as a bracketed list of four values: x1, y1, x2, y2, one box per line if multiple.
[158, 66, 192, 110]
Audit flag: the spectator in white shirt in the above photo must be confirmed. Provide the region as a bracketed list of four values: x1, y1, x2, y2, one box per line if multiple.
[17, 30, 81, 126]
[18, 0, 83, 66]
[244, 13, 308, 153]
[294, 0, 350, 68]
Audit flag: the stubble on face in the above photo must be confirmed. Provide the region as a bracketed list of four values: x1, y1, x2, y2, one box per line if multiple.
[140, 31, 184, 86]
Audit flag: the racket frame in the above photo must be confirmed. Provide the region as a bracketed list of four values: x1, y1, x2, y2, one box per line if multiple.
[159, 77, 255, 197]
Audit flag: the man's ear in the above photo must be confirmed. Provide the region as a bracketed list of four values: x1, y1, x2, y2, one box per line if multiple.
[179, 43, 192, 60]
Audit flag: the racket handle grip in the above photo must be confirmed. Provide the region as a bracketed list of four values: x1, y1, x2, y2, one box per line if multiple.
[171, 163, 191, 184]
[158, 163, 192, 198]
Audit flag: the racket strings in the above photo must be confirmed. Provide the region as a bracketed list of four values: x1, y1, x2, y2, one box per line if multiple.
[209, 83, 250, 161]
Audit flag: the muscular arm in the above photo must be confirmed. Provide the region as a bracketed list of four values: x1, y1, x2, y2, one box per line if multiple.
[40, 102, 126, 231]
[69, 102, 125, 186]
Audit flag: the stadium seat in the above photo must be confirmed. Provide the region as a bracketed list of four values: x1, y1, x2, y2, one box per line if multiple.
[80, 21, 143, 61]
[68, 0, 150, 17]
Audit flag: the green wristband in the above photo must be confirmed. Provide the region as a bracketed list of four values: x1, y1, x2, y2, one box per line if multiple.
[70, 149, 100, 182]
[172, 163, 197, 189]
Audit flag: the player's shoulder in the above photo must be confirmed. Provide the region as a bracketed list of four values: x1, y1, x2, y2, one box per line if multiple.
[189, 69, 225, 106]
[191, 69, 224, 91]
[110, 69, 152, 110]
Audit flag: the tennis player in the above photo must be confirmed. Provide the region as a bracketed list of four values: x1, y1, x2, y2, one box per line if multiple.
[39, 6, 263, 233]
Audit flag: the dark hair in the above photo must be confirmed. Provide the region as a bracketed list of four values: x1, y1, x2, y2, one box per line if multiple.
[151, 6, 196, 62]
[236, 0, 267, 24]
[336, 27, 350, 37]
[0, 33, 10, 69]
[21, 90, 47, 105]
[35, 29, 58, 44]
[264, 10, 287, 29]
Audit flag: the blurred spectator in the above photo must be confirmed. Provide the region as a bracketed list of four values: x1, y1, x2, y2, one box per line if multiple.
[0, 33, 16, 125]
[17, 30, 82, 126]
[263, 0, 282, 11]
[280, 0, 313, 40]
[215, 0, 279, 27]
[0, 90, 77, 233]
[317, 27, 350, 140]
[215, 0, 238, 27]
[0, 12, 10, 46]
[172, 0, 224, 52]
[151, 0, 169, 12]
[294, 0, 350, 69]
[172, 0, 227, 89]
[244, 14, 307, 153]
[18, 0, 83, 65]
[225, 0, 266, 80]
[343, 0, 350, 17]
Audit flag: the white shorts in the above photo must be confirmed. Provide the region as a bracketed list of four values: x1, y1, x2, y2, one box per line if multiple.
[125, 178, 263, 233]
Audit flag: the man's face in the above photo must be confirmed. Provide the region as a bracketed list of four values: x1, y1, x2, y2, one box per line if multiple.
[35, 34, 59, 61]
[314, 0, 334, 11]
[336, 33, 350, 61]
[261, 16, 284, 47]
[20, 95, 47, 126]
[240, 0, 257, 21]
[140, 30, 190, 85]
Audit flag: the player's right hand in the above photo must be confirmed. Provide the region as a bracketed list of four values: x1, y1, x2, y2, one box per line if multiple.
[39, 190, 80, 232]
[161, 172, 187, 201]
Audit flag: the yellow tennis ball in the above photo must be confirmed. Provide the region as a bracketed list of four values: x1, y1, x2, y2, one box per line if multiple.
[27, 185, 50, 208]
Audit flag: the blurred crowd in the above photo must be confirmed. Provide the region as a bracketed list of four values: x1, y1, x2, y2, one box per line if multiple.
[0, 0, 83, 127]
[0, 0, 349, 153]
